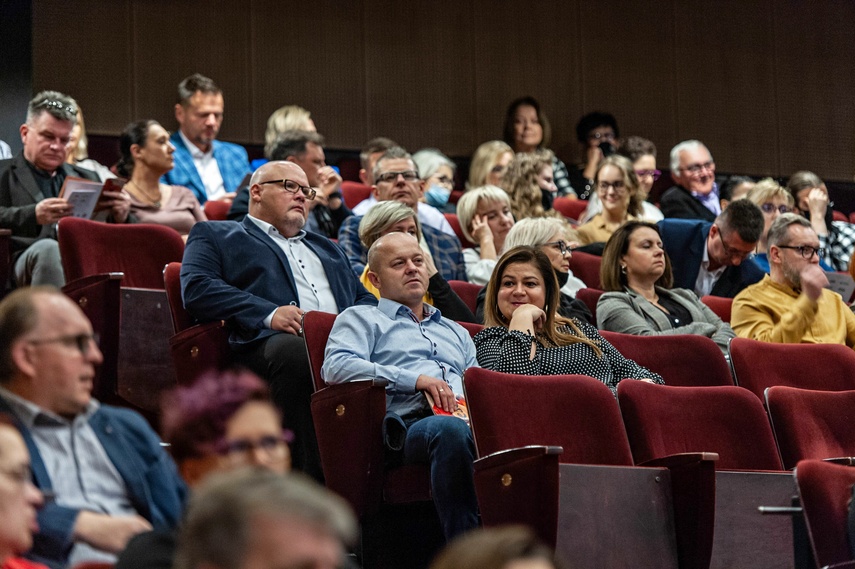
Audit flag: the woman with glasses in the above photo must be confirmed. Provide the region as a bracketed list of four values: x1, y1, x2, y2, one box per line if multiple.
[118, 120, 206, 237]
[474, 246, 661, 395]
[576, 155, 642, 246]
[475, 217, 591, 324]
[597, 221, 735, 354]
[467, 140, 513, 190]
[413, 148, 457, 212]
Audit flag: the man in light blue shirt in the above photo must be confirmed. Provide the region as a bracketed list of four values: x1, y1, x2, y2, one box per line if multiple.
[322, 232, 479, 540]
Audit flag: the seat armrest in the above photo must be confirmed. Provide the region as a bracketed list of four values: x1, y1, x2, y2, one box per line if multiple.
[168, 321, 232, 385]
[823, 457, 855, 466]
[639, 452, 719, 468]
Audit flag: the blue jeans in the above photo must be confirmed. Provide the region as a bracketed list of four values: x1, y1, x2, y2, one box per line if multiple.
[403, 415, 479, 540]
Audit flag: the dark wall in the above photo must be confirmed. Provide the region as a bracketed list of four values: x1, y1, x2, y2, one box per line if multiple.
[0, 0, 33, 155]
[24, 0, 855, 182]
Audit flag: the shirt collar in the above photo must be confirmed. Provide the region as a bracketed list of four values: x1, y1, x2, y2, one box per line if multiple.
[377, 297, 441, 322]
[179, 130, 212, 159]
[246, 214, 307, 242]
[0, 385, 99, 428]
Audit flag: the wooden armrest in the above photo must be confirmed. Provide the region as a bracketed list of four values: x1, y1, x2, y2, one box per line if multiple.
[825, 562, 855, 569]
[168, 321, 231, 385]
[640, 452, 719, 468]
[475, 445, 563, 470]
[823, 457, 855, 466]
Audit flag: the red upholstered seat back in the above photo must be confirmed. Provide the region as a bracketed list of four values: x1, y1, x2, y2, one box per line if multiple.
[203, 199, 230, 220]
[341, 181, 372, 209]
[795, 459, 855, 568]
[457, 321, 484, 339]
[766, 386, 855, 469]
[617, 381, 783, 471]
[553, 197, 588, 221]
[464, 368, 634, 466]
[700, 295, 733, 323]
[448, 280, 481, 313]
[443, 213, 476, 248]
[303, 311, 338, 392]
[575, 287, 603, 322]
[163, 262, 194, 333]
[567, 250, 602, 289]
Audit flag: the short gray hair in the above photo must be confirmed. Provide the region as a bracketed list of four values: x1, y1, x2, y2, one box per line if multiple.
[766, 213, 812, 248]
[26, 91, 78, 124]
[358, 201, 421, 249]
[456, 186, 511, 243]
[504, 217, 568, 250]
[669, 140, 711, 172]
[412, 148, 456, 181]
[372, 147, 416, 183]
[175, 469, 357, 569]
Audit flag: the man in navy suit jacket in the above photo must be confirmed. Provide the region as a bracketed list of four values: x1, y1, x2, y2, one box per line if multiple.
[181, 160, 376, 479]
[659, 199, 765, 298]
[0, 288, 186, 569]
[161, 74, 250, 205]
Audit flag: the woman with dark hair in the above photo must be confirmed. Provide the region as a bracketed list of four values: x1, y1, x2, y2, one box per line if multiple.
[118, 120, 206, 236]
[597, 221, 735, 353]
[569, 111, 620, 199]
[502, 97, 576, 198]
[474, 246, 661, 394]
[430, 525, 566, 569]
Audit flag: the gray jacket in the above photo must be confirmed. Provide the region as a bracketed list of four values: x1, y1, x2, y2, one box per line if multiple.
[597, 287, 735, 353]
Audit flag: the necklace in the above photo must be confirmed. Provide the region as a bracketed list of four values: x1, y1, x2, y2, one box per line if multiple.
[126, 180, 162, 208]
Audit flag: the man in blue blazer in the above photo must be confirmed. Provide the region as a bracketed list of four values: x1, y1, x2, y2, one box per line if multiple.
[659, 199, 766, 298]
[181, 160, 376, 479]
[161, 74, 250, 205]
[0, 287, 186, 569]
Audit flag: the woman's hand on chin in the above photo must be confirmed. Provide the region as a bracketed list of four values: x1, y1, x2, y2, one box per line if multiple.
[508, 304, 546, 333]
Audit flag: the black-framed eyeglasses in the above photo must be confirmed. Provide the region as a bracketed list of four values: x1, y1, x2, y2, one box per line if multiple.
[217, 433, 293, 464]
[27, 333, 99, 356]
[761, 203, 791, 215]
[715, 229, 752, 260]
[375, 170, 419, 184]
[542, 240, 570, 255]
[34, 99, 77, 115]
[681, 160, 715, 175]
[258, 179, 317, 200]
[778, 245, 825, 260]
[634, 169, 662, 181]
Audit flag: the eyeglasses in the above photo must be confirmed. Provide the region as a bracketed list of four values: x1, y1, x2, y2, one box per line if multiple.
[760, 203, 791, 215]
[0, 464, 32, 486]
[716, 229, 752, 260]
[597, 180, 626, 194]
[258, 179, 317, 200]
[542, 240, 570, 255]
[431, 174, 454, 188]
[634, 169, 662, 181]
[34, 99, 77, 115]
[217, 433, 293, 465]
[375, 170, 420, 184]
[588, 132, 616, 141]
[680, 161, 715, 175]
[778, 245, 825, 260]
[27, 333, 99, 356]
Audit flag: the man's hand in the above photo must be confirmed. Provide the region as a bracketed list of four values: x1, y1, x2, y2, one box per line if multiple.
[219, 192, 236, 205]
[416, 375, 457, 413]
[73, 511, 152, 554]
[800, 264, 828, 301]
[271, 305, 305, 335]
[99, 190, 131, 223]
[35, 198, 73, 225]
[317, 167, 342, 199]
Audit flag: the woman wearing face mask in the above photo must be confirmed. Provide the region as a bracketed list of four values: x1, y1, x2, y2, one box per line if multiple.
[413, 148, 457, 213]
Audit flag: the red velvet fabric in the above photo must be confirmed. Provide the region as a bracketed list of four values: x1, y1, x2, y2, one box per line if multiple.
[730, 338, 855, 400]
[58, 217, 184, 289]
[340, 181, 372, 209]
[303, 311, 338, 392]
[766, 387, 855, 469]
[575, 287, 603, 322]
[448, 280, 481, 314]
[463, 368, 634, 466]
[567, 250, 602, 289]
[164, 262, 193, 333]
[443, 213, 477, 248]
[795, 459, 855, 567]
[203, 199, 230, 221]
[600, 331, 733, 387]
[617, 381, 783, 471]
[553, 197, 588, 221]
[700, 295, 733, 323]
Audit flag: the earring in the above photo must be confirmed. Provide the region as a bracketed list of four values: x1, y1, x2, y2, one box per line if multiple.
[620, 265, 627, 274]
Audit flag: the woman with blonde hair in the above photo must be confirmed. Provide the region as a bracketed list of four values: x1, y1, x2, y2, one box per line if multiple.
[744, 178, 808, 273]
[501, 150, 567, 222]
[456, 186, 514, 285]
[264, 105, 315, 157]
[430, 525, 566, 569]
[468, 140, 514, 189]
[576, 155, 642, 245]
[358, 201, 475, 322]
[65, 106, 116, 182]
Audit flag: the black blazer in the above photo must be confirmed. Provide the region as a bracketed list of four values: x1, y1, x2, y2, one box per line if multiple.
[660, 185, 717, 222]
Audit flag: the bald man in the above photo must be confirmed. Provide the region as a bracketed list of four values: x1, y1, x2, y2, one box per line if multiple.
[181, 161, 376, 480]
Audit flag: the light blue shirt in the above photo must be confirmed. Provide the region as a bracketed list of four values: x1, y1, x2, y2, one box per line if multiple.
[321, 298, 479, 419]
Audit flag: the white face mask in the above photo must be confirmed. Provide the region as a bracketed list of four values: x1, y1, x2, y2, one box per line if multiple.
[425, 184, 451, 208]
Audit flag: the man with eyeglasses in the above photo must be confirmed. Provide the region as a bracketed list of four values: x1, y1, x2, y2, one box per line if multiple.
[660, 140, 721, 221]
[181, 160, 376, 481]
[339, 146, 466, 280]
[0, 287, 186, 569]
[0, 91, 133, 288]
[659, 199, 766, 298]
[732, 214, 855, 347]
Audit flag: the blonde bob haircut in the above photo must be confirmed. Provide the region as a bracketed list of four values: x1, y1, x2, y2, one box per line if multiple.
[456, 185, 512, 243]
[468, 140, 513, 188]
[503, 217, 568, 251]
[745, 178, 794, 209]
[264, 105, 313, 157]
[358, 201, 422, 249]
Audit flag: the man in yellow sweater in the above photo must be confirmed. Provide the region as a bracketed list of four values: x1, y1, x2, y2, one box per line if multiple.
[732, 213, 855, 346]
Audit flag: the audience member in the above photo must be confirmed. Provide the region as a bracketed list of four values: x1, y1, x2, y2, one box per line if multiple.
[413, 148, 457, 212]
[568, 111, 620, 199]
[502, 150, 567, 222]
[162, 74, 250, 204]
[429, 525, 566, 569]
[118, 120, 206, 236]
[65, 105, 116, 182]
[475, 247, 662, 395]
[732, 213, 855, 346]
[467, 140, 513, 189]
[264, 105, 316, 157]
[115, 370, 291, 569]
[356, 136, 398, 186]
[0, 413, 45, 569]
[456, 186, 514, 285]
[357, 201, 475, 322]
[338, 146, 465, 279]
[660, 140, 719, 220]
[786, 170, 855, 272]
[597, 221, 735, 353]
[229, 130, 351, 238]
[0, 90, 132, 287]
[0, 287, 185, 568]
[181, 160, 376, 480]
[323, 232, 480, 541]
[503, 97, 575, 197]
[175, 469, 357, 569]
[659, 199, 765, 298]
[718, 175, 755, 211]
[576, 155, 642, 245]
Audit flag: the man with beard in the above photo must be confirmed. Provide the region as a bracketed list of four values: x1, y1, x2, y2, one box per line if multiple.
[732, 213, 855, 346]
